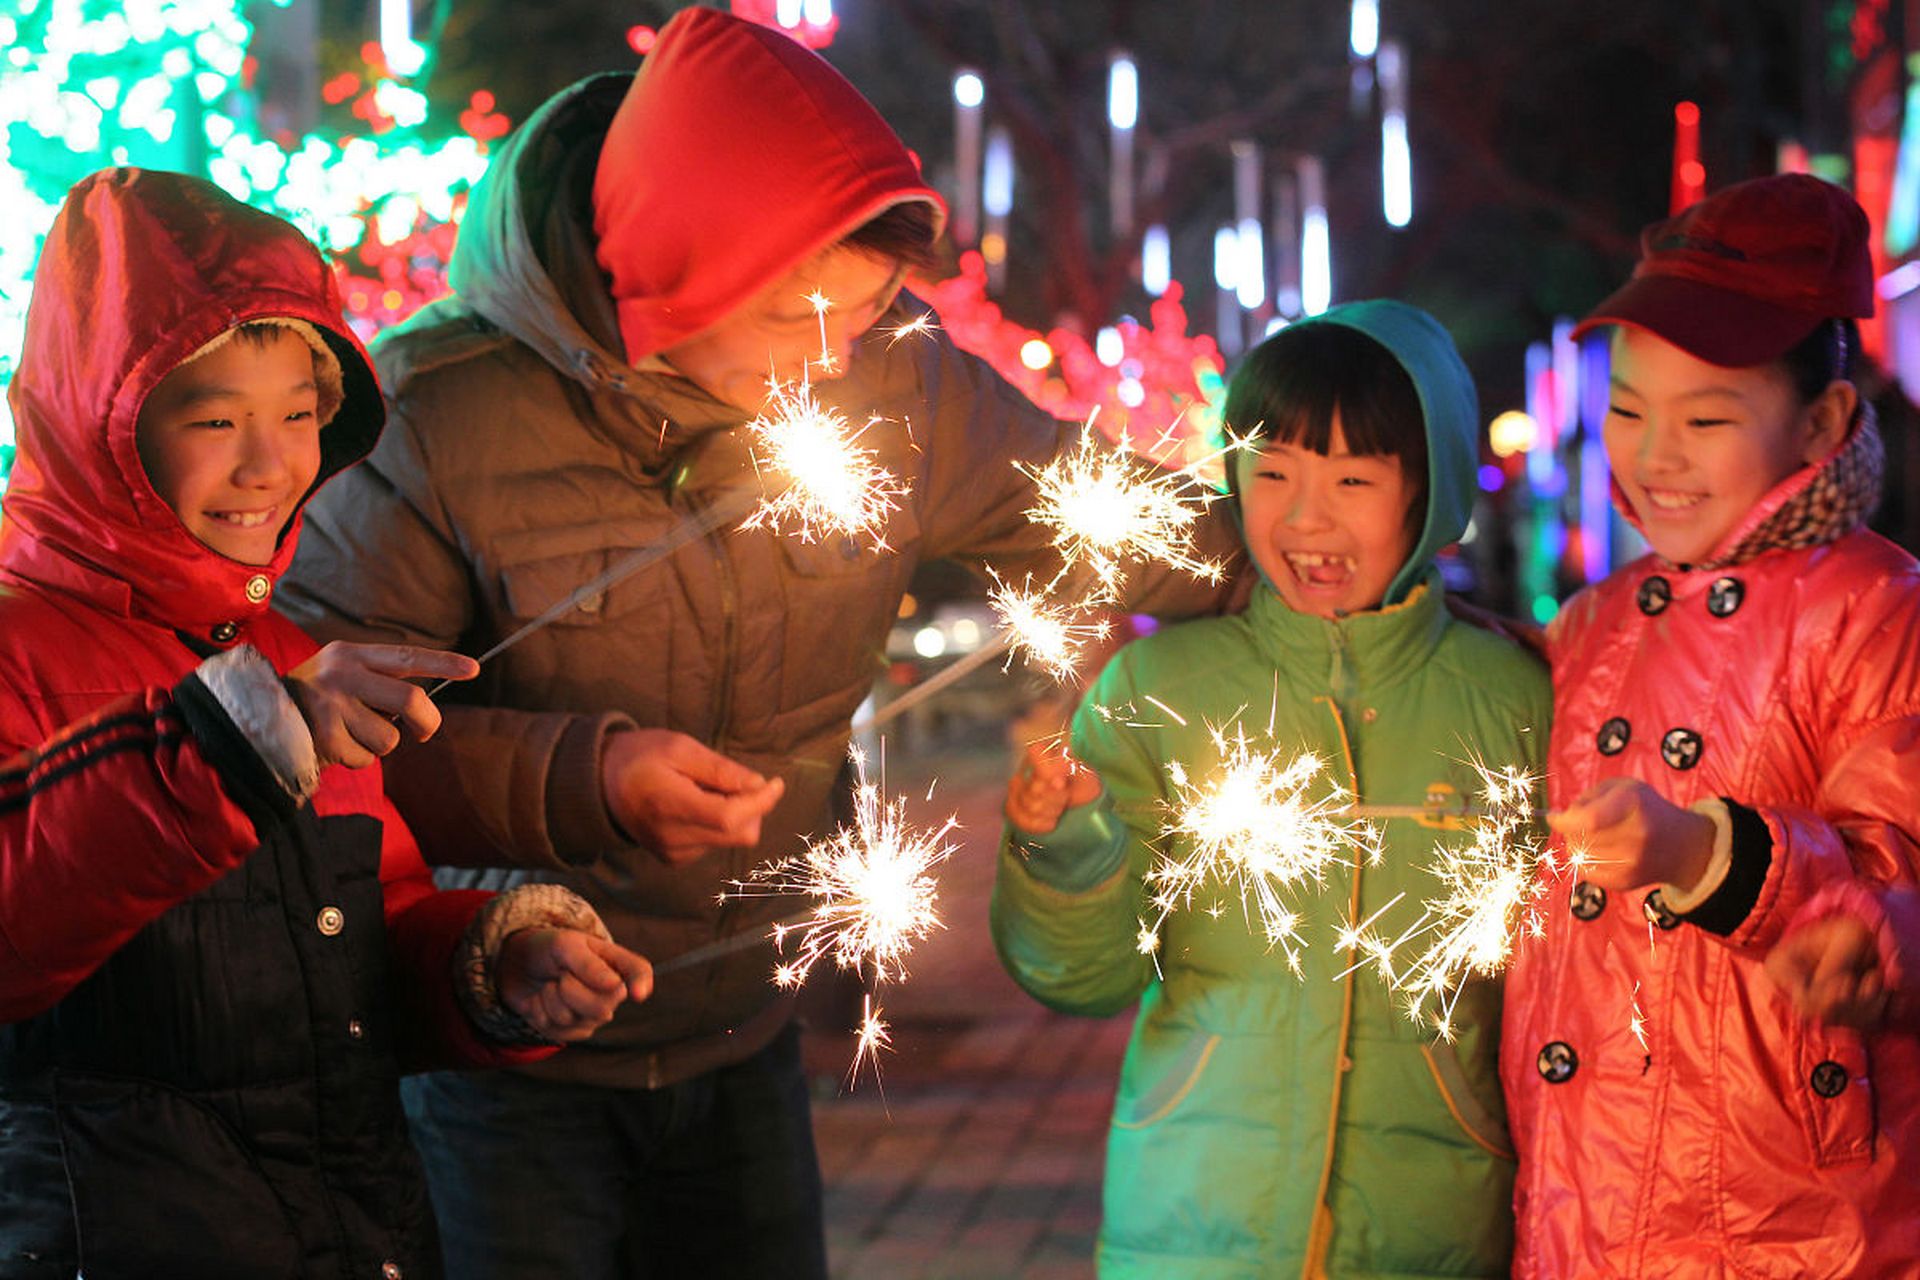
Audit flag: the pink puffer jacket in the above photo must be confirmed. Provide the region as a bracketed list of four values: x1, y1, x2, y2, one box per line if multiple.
[1502, 425, 1920, 1279]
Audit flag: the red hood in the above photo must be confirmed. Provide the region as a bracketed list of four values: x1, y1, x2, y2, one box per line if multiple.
[0, 168, 382, 636]
[591, 5, 946, 363]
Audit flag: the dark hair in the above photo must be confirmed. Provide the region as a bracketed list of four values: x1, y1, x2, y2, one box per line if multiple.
[1223, 322, 1428, 523]
[843, 199, 940, 274]
[1780, 317, 1858, 404]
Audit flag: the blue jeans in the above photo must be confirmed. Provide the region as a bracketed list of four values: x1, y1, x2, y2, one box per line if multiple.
[401, 1024, 826, 1280]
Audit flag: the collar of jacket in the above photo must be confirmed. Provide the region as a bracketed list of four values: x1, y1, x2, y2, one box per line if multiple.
[1244, 567, 1447, 699]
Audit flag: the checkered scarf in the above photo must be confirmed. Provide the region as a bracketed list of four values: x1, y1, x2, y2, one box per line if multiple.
[1699, 402, 1884, 571]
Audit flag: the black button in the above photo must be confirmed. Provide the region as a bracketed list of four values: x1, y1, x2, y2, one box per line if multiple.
[1810, 1060, 1849, 1098]
[1597, 718, 1631, 756]
[210, 621, 239, 643]
[1537, 1041, 1578, 1084]
[1637, 576, 1672, 615]
[1660, 727, 1703, 771]
[1643, 889, 1681, 930]
[1570, 880, 1608, 920]
[1707, 576, 1744, 618]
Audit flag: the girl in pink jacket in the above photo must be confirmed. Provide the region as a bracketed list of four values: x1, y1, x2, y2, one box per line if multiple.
[1502, 174, 1920, 1277]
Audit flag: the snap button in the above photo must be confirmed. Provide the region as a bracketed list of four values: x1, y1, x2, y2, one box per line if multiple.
[209, 621, 240, 644]
[316, 906, 345, 937]
[1706, 576, 1744, 618]
[1642, 888, 1681, 931]
[1569, 880, 1607, 921]
[244, 574, 271, 603]
[382, 1262, 404, 1280]
[1636, 576, 1671, 615]
[1537, 1041, 1578, 1084]
[1809, 1060, 1849, 1098]
[1362, 707, 1378, 723]
[1596, 717, 1630, 756]
[348, 1019, 365, 1040]
[1660, 727, 1703, 771]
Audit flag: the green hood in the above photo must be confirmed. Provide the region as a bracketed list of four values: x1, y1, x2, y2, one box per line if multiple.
[1236, 299, 1479, 607]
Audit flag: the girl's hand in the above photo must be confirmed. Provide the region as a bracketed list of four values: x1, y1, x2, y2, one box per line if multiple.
[1547, 777, 1716, 893]
[496, 928, 653, 1043]
[287, 642, 480, 768]
[1765, 915, 1890, 1029]
[1005, 741, 1102, 835]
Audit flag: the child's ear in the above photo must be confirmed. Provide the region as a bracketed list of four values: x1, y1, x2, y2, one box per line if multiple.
[1799, 379, 1858, 464]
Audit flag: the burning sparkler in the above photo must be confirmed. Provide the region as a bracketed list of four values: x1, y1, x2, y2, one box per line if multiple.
[986, 569, 1115, 683]
[1138, 722, 1383, 974]
[1020, 422, 1231, 599]
[1339, 757, 1571, 1039]
[739, 374, 908, 549]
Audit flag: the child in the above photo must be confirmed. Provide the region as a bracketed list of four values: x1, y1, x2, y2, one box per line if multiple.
[0, 168, 653, 1278]
[1503, 173, 1920, 1275]
[993, 300, 1551, 1278]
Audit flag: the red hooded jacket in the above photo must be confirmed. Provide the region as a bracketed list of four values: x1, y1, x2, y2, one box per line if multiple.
[0, 168, 542, 1277]
[1502, 416, 1920, 1278]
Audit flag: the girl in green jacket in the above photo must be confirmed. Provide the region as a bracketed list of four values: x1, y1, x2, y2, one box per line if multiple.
[993, 299, 1550, 1279]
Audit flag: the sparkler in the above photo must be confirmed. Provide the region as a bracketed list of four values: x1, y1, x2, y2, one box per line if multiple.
[986, 570, 1115, 683]
[738, 373, 908, 550]
[1338, 757, 1572, 1040]
[1019, 421, 1231, 599]
[1138, 722, 1383, 974]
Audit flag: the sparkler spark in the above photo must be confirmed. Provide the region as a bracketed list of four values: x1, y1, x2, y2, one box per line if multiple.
[727, 745, 959, 993]
[806, 289, 837, 374]
[1138, 722, 1382, 972]
[1020, 423, 1229, 598]
[739, 375, 907, 548]
[883, 312, 940, 347]
[1339, 757, 1572, 1039]
[987, 570, 1114, 682]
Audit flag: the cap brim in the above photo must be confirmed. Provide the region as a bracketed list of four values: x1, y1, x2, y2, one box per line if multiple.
[1570, 272, 1827, 368]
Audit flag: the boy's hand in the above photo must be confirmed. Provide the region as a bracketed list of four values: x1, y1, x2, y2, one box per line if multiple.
[496, 928, 653, 1042]
[288, 642, 480, 769]
[1006, 741, 1102, 835]
[601, 729, 784, 864]
[1547, 777, 1716, 893]
[1765, 916, 1891, 1029]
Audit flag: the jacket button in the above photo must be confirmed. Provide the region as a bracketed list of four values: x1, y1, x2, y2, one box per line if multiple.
[1660, 727, 1703, 770]
[1642, 889, 1681, 931]
[347, 1019, 365, 1040]
[1706, 576, 1744, 617]
[210, 621, 240, 643]
[1537, 1041, 1578, 1084]
[244, 574, 271, 604]
[1596, 717, 1630, 756]
[1809, 1060, 1849, 1098]
[381, 1262, 404, 1280]
[1569, 880, 1607, 920]
[316, 906, 345, 937]
[1636, 576, 1671, 615]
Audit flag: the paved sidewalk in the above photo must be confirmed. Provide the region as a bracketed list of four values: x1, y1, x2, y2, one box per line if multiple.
[802, 738, 1130, 1280]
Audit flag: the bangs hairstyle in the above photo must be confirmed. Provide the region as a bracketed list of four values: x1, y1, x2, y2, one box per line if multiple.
[1224, 321, 1429, 511]
[843, 200, 940, 274]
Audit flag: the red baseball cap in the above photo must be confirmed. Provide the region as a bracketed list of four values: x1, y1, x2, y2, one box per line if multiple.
[1572, 173, 1874, 368]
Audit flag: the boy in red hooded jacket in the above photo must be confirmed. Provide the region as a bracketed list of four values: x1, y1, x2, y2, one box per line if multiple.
[0, 168, 654, 1278]
[1502, 174, 1920, 1276]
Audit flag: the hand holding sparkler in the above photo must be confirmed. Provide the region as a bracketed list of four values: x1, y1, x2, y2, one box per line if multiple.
[1006, 741, 1103, 835]
[495, 926, 654, 1043]
[289, 642, 481, 768]
[602, 728, 785, 864]
[1547, 778, 1716, 894]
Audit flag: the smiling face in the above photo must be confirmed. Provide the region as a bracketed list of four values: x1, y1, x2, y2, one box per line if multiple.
[1235, 415, 1420, 618]
[135, 327, 323, 566]
[658, 245, 907, 412]
[1603, 327, 1847, 567]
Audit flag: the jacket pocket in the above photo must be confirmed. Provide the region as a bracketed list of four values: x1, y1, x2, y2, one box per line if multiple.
[497, 523, 666, 627]
[1113, 1029, 1219, 1129]
[1420, 1040, 1515, 1160]
[1792, 1021, 1874, 1167]
[52, 1071, 302, 1278]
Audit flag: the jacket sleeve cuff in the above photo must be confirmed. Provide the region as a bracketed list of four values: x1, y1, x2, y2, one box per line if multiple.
[452, 882, 612, 1045]
[1006, 790, 1130, 894]
[544, 714, 638, 863]
[175, 645, 319, 812]
[1677, 797, 1772, 936]
[1662, 797, 1735, 913]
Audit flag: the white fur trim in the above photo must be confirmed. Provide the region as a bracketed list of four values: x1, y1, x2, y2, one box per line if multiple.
[1662, 797, 1735, 913]
[455, 883, 613, 1044]
[182, 318, 346, 426]
[194, 645, 321, 800]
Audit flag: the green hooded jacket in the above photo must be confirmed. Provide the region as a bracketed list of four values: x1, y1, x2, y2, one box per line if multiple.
[992, 301, 1552, 1278]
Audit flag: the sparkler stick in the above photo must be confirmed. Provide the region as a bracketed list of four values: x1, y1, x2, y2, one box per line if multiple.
[650, 908, 814, 977]
[848, 631, 1014, 737]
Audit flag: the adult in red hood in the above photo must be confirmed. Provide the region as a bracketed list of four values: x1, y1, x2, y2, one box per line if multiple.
[0, 168, 649, 1278]
[277, 7, 1244, 1278]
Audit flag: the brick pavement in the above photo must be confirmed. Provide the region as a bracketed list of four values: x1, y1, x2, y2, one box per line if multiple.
[802, 735, 1131, 1280]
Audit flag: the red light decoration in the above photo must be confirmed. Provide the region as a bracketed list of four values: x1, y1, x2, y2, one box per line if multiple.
[626, 25, 657, 55]
[1670, 100, 1704, 214]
